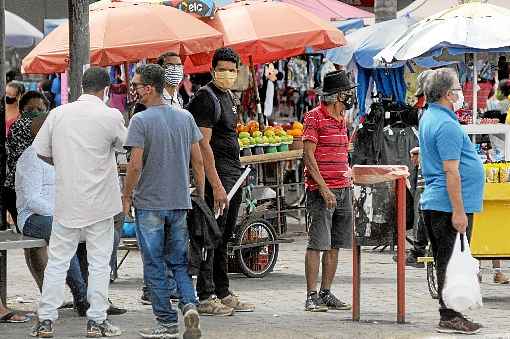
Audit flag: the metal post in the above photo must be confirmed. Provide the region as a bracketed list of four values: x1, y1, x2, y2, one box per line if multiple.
[0, 250, 6, 305]
[249, 55, 263, 126]
[352, 220, 361, 321]
[473, 53, 478, 122]
[396, 177, 406, 324]
[0, 0, 6, 231]
[68, 0, 90, 102]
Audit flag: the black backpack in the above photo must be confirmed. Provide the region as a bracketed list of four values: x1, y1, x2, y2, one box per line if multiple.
[186, 83, 236, 125]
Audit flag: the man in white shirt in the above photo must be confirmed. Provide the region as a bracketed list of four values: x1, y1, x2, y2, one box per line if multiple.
[31, 67, 127, 338]
[158, 51, 184, 108]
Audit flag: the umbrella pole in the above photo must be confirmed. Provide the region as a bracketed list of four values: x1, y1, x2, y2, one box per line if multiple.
[249, 55, 263, 126]
[472, 53, 478, 144]
[473, 53, 478, 123]
[123, 62, 130, 88]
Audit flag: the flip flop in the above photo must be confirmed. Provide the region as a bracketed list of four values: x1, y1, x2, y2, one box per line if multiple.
[0, 311, 30, 323]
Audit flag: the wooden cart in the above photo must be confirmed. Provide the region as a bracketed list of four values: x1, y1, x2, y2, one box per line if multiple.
[227, 149, 304, 278]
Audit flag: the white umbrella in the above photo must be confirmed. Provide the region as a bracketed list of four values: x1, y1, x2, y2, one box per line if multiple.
[398, 0, 510, 21]
[375, 2, 510, 121]
[5, 10, 44, 48]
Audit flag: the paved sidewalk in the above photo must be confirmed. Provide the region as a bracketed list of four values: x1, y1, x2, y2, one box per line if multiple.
[2, 229, 510, 338]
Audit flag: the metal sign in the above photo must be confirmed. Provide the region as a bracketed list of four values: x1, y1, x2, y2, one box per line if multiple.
[178, 0, 216, 17]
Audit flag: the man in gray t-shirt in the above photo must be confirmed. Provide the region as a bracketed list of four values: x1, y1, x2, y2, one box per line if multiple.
[123, 64, 204, 339]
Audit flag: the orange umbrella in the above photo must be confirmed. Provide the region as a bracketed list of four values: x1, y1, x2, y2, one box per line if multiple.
[22, 2, 223, 74]
[196, 0, 345, 66]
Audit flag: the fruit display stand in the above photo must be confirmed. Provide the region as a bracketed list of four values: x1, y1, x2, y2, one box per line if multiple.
[228, 149, 303, 278]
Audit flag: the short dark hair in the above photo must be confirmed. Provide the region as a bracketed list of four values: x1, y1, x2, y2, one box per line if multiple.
[136, 64, 165, 95]
[499, 79, 510, 97]
[19, 91, 49, 113]
[82, 67, 111, 94]
[7, 81, 26, 97]
[212, 47, 240, 69]
[157, 51, 180, 66]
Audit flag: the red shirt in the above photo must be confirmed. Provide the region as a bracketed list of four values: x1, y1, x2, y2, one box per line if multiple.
[303, 104, 350, 190]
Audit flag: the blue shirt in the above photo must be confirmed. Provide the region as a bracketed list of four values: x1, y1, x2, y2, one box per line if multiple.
[419, 103, 484, 213]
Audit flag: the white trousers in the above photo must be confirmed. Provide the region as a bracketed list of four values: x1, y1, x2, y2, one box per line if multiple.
[38, 218, 114, 322]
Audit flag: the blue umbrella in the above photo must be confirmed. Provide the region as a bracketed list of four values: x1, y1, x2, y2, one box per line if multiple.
[325, 16, 416, 68]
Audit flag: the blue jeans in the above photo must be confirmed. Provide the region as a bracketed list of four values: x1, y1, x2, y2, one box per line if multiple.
[135, 209, 196, 325]
[23, 214, 87, 304]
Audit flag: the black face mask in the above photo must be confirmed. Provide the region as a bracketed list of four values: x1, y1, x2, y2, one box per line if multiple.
[22, 110, 47, 119]
[338, 91, 356, 111]
[5, 96, 17, 105]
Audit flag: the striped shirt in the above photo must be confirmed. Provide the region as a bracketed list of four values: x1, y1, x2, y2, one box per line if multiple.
[303, 104, 350, 190]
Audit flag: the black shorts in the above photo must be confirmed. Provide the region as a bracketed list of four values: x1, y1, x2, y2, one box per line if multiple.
[306, 188, 353, 251]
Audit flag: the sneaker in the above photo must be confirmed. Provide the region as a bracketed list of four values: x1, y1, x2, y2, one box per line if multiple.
[221, 293, 255, 312]
[107, 302, 127, 316]
[139, 323, 179, 339]
[30, 320, 54, 338]
[182, 304, 201, 339]
[197, 296, 234, 316]
[141, 289, 152, 305]
[437, 316, 482, 335]
[304, 292, 328, 312]
[86, 319, 122, 337]
[319, 290, 351, 310]
[494, 272, 510, 284]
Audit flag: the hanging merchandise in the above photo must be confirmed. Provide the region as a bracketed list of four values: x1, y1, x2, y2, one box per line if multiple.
[287, 58, 308, 91]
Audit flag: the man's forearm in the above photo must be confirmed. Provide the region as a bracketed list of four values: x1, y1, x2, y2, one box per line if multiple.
[446, 171, 465, 214]
[123, 165, 141, 198]
[304, 152, 328, 190]
[199, 143, 223, 189]
[191, 153, 205, 197]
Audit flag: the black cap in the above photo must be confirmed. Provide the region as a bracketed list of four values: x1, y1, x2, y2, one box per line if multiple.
[320, 70, 356, 96]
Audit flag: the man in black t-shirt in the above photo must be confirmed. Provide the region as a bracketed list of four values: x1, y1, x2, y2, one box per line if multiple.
[188, 48, 255, 316]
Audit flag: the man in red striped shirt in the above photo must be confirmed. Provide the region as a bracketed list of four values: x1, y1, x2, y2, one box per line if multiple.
[303, 70, 355, 312]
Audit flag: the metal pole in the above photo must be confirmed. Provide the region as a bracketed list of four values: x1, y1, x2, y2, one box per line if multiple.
[68, 0, 90, 102]
[0, 0, 6, 231]
[249, 55, 263, 126]
[352, 230, 361, 321]
[396, 177, 406, 324]
[473, 53, 478, 123]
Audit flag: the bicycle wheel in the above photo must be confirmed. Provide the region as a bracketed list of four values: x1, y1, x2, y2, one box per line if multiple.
[426, 246, 439, 300]
[234, 219, 279, 278]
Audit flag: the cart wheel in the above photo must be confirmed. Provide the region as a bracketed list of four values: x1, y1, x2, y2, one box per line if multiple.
[426, 247, 439, 300]
[235, 219, 279, 278]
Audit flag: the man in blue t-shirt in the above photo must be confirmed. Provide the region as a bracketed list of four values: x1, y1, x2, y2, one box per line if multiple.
[419, 68, 484, 335]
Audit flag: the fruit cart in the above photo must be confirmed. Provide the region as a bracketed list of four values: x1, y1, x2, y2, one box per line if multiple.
[227, 148, 305, 278]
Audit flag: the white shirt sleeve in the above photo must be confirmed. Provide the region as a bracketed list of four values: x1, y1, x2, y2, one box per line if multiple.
[15, 150, 53, 217]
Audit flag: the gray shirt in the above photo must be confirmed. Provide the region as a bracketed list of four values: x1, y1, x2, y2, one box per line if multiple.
[125, 104, 202, 210]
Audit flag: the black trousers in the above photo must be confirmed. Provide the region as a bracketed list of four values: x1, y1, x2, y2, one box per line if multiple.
[422, 210, 473, 320]
[1, 187, 18, 232]
[196, 174, 242, 301]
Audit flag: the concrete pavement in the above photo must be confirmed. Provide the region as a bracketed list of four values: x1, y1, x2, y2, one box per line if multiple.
[2, 228, 510, 339]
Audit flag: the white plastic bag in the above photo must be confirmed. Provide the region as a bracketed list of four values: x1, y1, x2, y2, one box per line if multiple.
[443, 233, 483, 312]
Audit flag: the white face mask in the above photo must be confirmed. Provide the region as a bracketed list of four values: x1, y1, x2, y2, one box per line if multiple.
[451, 89, 464, 112]
[165, 65, 184, 87]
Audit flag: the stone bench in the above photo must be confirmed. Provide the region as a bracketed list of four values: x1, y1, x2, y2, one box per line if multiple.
[0, 230, 46, 304]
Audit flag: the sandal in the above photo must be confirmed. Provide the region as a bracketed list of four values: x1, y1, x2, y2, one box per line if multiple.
[0, 311, 31, 323]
